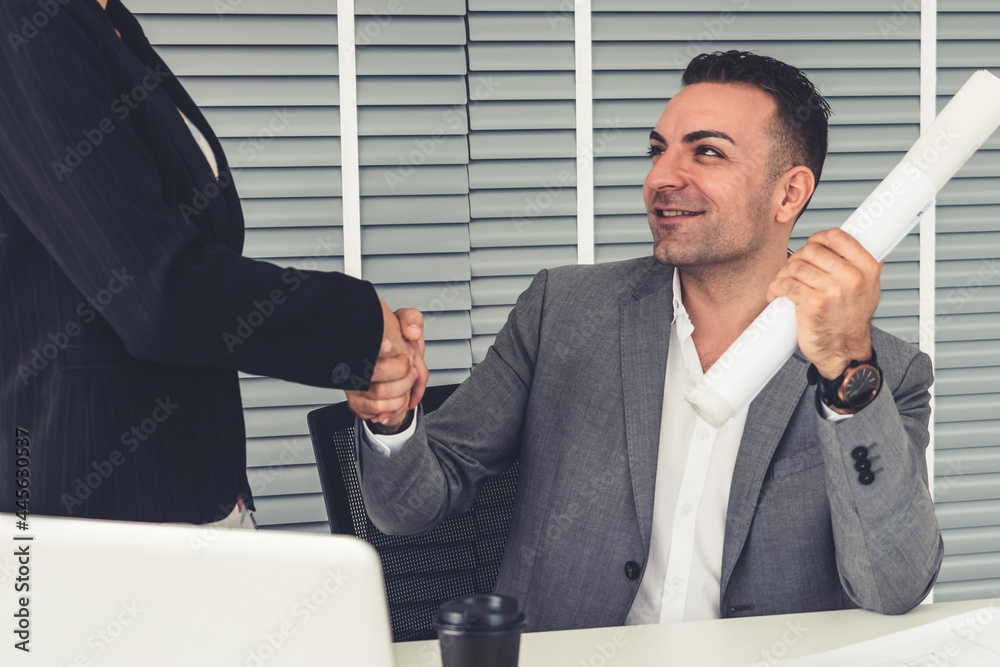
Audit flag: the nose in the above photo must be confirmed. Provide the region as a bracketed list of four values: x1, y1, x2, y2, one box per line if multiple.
[644, 148, 686, 192]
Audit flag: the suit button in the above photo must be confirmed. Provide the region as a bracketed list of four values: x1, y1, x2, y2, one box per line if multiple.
[858, 471, 876, 485]
[851, 446, 869, 461]
[854, 459, 872, 473]
[331, 362, 351, 384]
[624, 561, 641, 580]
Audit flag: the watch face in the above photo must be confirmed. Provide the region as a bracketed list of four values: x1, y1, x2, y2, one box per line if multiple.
[843, 365, 881, 406]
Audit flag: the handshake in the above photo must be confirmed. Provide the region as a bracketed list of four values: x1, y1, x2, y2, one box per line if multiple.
[345, 299, 430, 434]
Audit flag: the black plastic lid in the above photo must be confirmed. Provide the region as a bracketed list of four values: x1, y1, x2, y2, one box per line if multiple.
[434, 594, 526, 632]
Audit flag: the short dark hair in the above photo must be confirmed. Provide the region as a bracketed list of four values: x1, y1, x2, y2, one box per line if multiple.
[682, 51, 831, 198]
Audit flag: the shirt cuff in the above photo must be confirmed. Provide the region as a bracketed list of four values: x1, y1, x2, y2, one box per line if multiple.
[361, 412, 419, 457]
[820, 400, 854, 422]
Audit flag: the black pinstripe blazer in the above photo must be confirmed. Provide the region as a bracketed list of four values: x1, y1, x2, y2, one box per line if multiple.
[0, 0, 382, 523]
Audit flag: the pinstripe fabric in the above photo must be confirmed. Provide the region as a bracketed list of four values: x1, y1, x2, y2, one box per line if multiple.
[0, 0, 383, 524]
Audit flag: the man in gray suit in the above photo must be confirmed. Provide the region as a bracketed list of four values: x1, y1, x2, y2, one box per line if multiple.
[347, 51, 943, 632]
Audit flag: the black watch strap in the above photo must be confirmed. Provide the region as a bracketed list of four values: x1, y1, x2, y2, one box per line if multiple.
[366, 409, 415, 436]
[807, 348, 883, 415]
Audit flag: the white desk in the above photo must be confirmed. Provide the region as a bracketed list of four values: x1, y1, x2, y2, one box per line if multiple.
[393, 599, 991, 666]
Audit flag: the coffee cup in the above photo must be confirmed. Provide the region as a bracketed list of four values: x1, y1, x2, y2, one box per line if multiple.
[433, 594, 526, 667]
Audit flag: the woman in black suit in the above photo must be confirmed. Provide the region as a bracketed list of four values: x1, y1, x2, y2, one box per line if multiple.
[0, 0, 425, 524]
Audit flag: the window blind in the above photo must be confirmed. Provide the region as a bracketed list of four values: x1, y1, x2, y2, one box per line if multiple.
[932, 0, 1000, 602]
[355, 0, 473, 387]
[466, 1, 580, 364]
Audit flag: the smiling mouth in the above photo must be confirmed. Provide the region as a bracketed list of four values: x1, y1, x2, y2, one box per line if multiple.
[656, 209, 704, 219]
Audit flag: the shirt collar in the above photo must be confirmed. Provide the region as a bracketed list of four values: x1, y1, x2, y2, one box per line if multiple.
[671, 268, 696, 341]
[671, 268, 687, 324]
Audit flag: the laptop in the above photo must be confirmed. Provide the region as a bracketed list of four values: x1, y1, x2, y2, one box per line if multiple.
[2, 513, 396, 666]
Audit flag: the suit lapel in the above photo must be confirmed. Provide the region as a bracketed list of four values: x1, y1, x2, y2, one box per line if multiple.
[148, 54, 244, 248]
[719, 351, 810, 595]
[620, 261, 674, 553]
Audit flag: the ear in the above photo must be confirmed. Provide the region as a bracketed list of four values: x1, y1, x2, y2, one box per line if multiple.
[773, 166, 815, 225]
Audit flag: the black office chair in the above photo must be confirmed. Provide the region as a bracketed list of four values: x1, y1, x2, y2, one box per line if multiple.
[306, 383, 519, 642]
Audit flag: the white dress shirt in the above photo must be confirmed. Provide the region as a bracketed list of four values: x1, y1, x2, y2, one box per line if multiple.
[624, 269, 749, 623]
[177, 108, 219, 179]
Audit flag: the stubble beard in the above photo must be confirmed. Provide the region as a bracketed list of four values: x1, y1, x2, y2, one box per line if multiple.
[648, 192, 773, 272]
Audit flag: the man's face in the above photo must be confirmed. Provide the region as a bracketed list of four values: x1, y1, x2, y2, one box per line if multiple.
[643, 82, 782, 268]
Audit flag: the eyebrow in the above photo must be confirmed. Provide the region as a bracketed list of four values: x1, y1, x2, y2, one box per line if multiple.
[648, 129, 736, 145]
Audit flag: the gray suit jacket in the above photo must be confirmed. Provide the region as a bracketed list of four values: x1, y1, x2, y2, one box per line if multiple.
[360, 257, 943, 633]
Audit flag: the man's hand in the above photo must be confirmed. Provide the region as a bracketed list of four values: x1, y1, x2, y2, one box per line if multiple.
[345, 300, 429, 429]
[766, 229, 882, 380]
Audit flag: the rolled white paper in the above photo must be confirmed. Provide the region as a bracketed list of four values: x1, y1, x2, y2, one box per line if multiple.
[686, 70, 1000, 428]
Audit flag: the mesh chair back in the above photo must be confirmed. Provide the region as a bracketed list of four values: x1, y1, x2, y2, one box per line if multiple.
[307, 384, 519, 642]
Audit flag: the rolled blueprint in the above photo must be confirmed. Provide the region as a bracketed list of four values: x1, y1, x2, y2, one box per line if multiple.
[685, 70, 1000, 428]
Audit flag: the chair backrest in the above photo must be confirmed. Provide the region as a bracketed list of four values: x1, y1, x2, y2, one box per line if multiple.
[307, 384, 519, 642]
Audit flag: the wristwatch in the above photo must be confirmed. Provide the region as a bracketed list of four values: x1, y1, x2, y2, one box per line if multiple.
[808, 348, 883, 415]
[366, 409, 415, 436]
